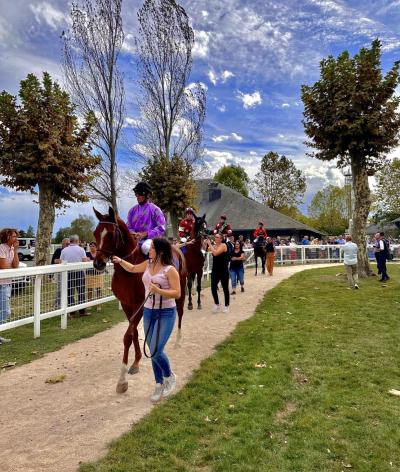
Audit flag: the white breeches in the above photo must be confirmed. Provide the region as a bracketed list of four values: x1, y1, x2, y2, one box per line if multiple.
[141, 238, 152, 255]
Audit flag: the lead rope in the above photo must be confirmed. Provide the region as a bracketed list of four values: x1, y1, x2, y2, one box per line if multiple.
[143, 291, 163, 359]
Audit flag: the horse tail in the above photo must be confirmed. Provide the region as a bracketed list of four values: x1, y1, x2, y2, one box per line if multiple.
[172, 246, 187, 277]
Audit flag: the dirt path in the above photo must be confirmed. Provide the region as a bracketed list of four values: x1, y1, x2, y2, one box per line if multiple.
[0, 264, 336, 472]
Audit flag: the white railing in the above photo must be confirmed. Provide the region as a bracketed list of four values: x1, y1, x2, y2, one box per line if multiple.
[0, 262, 115, 337]
[1, 244, 398, 337]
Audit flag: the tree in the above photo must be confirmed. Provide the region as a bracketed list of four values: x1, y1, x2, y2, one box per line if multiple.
[254, 151, 306, 210]
[139, 155, 195, 237]
[302, 40, 400, 276]
[0, 73, 99, 265]
[213, 165, 250, 197]
[54, 226, 72, 244]
[308, 185, 349, 235]
[63, 0, 125, 211]
[70, 215, 96, 243]
[26, 225, 35, 238]
[375, 158, 400, 214]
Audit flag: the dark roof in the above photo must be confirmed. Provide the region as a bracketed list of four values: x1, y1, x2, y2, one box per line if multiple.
[194, 179, 323, 234]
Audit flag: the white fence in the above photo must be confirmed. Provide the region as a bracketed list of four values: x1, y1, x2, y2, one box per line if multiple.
[1, 244, 398, 337]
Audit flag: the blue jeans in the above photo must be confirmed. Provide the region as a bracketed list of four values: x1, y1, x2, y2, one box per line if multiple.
[143, 306, 176, 384]
[230, 266, 244, 289]
[0, 284, 11, 324]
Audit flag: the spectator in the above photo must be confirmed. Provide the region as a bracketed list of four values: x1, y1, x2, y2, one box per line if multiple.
[342, 235, 359, 289]
[227, 234, 235, 256]
[266, 236, 275, 276]
[206, 234, 230, 313]
[52, 238, 70, 310]
[229, 240, 245, 294]
[61, 234, 89, 316]
[375, 232, 390, 282]
[336, 235, 346, 245]
[112, 237, 180, 402]
[86, 242, 104, 305]
[0, 228, 20, 344]
[238, 235, 244, 246]
[301, 235, 310, 245]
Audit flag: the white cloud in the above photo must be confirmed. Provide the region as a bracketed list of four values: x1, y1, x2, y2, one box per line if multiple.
[123, 117, 141, 128]
[236, 90, 263, 109]
[207, 69, 235, 86]
[282, 103, 290, 108]
[212, 132, 243, 143]
[192, 30, 211, 58]
[250, 151, 258, 156]
[201, 10, 209, 19]
[30, 2, 67, 30]
[217, 104, 226, 112]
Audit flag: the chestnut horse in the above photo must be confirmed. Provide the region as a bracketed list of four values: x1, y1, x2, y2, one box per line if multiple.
[182, 213, 207, 310]
[253, 235, 266, 275]
[92, 207, 186, 394]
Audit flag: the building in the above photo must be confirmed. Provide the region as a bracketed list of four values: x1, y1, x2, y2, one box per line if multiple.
[194, 179, 323, 240]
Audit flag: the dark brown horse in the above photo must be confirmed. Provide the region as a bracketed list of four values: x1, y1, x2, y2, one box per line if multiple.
[182, 213, 207, 310]
[253, 235, 266, 275]
[92, 207, 186, 394]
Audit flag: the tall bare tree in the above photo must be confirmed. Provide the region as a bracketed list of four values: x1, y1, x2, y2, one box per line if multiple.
[63, 0, 125, 212]
[134, 0, 206, 232]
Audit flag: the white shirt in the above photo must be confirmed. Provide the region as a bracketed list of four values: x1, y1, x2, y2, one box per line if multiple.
[342, 241, 358, 265]
[60, 244, 87, 263]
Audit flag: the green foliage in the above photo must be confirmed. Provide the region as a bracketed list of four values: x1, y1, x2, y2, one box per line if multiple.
[301, 39, 400, 170]
[308, 185, 349, 235]
[53, 227, 71, 244]
[254, 151, 306, 209]
[26, 225, 35, 238]
[80, 266, 400, 471]
[213, 164, 250, 197]
[70, 214, 96, 243]
[0, 72, 100, 207]
[139, 155, 196, 216]
[375, 158, 400, 214]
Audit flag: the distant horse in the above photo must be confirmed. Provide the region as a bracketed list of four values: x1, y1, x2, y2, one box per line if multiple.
[253, 235, 266, 275]
[182, 213, 207, 310]
[92, 207, 186, 394]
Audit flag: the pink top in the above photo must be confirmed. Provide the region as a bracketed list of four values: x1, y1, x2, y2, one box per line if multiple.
[0, 243, 15, 285]
[142, 263, 176, 309]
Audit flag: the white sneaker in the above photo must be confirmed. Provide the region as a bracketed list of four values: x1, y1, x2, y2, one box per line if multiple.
[354, 284, 359, 289]
[150, 383, 164, 403]
[212, 304, 220, 313]
[222, 306, 229, 313]
[0, 336, 11, 344]
[162, 372, 177, 397]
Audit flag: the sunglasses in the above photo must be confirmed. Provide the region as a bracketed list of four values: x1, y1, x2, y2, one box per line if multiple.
[135, 191, 147, 197]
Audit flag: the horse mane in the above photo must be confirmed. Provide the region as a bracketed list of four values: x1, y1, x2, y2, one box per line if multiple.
[115, 215, 137, 257]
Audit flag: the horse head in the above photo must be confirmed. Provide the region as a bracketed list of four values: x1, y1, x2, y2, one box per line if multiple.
[92, 206, 134, 272]
[192, 213, 207, 239]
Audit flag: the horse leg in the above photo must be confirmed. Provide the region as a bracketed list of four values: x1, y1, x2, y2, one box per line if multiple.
[116, 325, 134, 393]
[255, 256, 258, 276]
[262, 255, 266, 274]
[174, 277, 185, 347]
[197, 271, 202, 309]
[128, 324, 141, 375]
[187, 273, 194, 310]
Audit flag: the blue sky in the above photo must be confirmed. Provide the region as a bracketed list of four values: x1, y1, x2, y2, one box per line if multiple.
[1, 0, 400, 232]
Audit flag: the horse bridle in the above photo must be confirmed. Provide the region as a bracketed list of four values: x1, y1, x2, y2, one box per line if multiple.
[95, 221, 133, 260]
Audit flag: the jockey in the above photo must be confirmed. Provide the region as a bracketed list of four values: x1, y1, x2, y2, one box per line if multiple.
[213, 214, 232, 236]
[127, 181, 166, 255]
[178, 207, 195, 242]
[253, 221, 267, 240]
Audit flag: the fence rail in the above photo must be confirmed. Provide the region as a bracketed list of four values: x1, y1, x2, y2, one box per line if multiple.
[1, 244, 399, 337]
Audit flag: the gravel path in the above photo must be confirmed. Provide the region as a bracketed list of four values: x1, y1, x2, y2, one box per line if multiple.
[0, 264, 336, 472]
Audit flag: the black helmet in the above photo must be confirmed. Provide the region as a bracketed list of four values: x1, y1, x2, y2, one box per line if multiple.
[133, 181, 152, 196]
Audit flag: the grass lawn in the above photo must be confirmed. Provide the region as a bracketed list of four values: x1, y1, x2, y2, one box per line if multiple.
[0, 300, 123, 369]
[80, 264, 400, 472]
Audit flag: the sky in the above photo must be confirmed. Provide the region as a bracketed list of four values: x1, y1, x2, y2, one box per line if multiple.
[1, 0, 400, 233]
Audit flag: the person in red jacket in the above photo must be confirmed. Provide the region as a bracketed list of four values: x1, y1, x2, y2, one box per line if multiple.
[213, 215, 232, 236]
[253, 221, 267, 240]
[178, 207, 195, 241]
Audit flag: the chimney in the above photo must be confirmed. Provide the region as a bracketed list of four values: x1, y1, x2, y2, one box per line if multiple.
[208, 182, 221, 202]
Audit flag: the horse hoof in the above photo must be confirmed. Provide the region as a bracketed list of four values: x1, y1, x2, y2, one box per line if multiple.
[188, 305, 193, 311]
[128, 366, 139, 375]
[116, 381, 128, 394]
[197, 305, 202, 310]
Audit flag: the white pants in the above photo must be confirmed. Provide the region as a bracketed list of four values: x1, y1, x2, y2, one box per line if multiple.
[141, 239, 152, 255]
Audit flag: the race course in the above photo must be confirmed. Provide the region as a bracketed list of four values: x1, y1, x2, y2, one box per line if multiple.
[0, 264, 336, 472]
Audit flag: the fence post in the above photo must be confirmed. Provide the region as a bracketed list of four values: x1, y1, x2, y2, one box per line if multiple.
[280, 247, 283, 264]
[301, 246, 305, 264]
[33, 274, 42, 338]
[60, 269, 68, 329]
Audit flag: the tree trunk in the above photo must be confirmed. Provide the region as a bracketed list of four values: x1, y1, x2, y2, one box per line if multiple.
[169, 210, 179, 238]
[35, 183, 56, 266]
[110, 148, 118, 213]
[351, 160, 372, 277]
